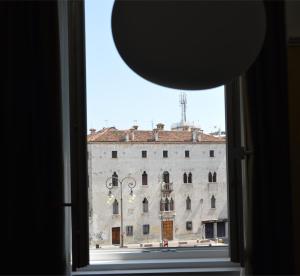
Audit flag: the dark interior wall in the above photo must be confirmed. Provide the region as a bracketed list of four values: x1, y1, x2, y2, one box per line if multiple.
[287, 45, 300, 275]
[2, 2, 67, 275]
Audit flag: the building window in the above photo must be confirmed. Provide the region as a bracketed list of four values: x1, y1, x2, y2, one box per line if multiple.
[211, 195, 216, 209]
[126, 225, 133, 236]
[143, 224, 150, 235]
[186, 196, 191, 210]
[160, 199, 164, 211]
[170, 197, 174, 211]
[183, 172, 187, 183]
[142, 171, 148, 185]
[208, 172, 213, 182]
[217, 222, 225, 237]
[165, 197, 169, 211]
[209, 150, 215, 157]
[112, 172, 119, 186]
[205, 223, 214, 239]
[163, 150, 168, 158]
[142, 198, 148, 213]
[185, 150, 190, 158]
[112, 172, 118, 186]
[142, 150, 147, 158]
[113, 199, 119, 214]
[186, 221, 193, 231]
[112, 150, 117, 158]
[163, 171, 169, 183]
[213, 172, 217, 182]
[188, 172, 192, 183]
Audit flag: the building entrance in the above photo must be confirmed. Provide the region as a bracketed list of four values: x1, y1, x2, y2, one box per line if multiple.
[112, 227, 120, 244]
[162, 220, 173, 241]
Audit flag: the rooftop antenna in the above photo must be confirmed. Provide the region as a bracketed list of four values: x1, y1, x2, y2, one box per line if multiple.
[180, 92, 187, 124]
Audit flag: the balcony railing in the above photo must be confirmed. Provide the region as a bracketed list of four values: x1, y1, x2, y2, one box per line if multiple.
[161, 182, 173, 193]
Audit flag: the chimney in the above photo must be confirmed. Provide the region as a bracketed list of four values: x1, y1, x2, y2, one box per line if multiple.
[154, 130, 159, 141]
[125, 132, 130, 142]
[156, 123, 164, 130]
[192, 130, 198, 142]
[89, 128, 96, 134]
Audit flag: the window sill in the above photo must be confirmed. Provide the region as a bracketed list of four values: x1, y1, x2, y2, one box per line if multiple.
[73, 246, 240, 275]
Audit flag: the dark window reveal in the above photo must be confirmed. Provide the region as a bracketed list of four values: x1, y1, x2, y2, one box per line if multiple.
[143, 224, 150, 235]
[205, 223, 214, 239]
[142, 171, 148, 185]
[217, 222, 225, 237]
[186, 221, 193, 230]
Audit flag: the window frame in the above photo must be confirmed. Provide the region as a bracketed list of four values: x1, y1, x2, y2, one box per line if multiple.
[112, 199, 119, 214]
[63, 1, 246, 272]
[185, 150, 190, 158]
[163, 150, 168, 158]
[126, 225, 133, 236]
[142, 197, 149, 213]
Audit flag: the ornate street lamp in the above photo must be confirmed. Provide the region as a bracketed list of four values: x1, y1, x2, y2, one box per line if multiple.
[106, 175, 136, 248]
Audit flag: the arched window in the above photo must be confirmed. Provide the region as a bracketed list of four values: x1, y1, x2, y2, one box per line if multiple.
[165, 197, 169, 211]
[213, 172, 217, 182]
[170, 197, 174, 211]
[112, 172, 118, 186]
[186, 196, 191, 210]
[142, 171, 148, 185]
[142, 198, 148, 213]
[160, 199, 164, 211]
[163, 171, 169, 183]
[113, 199, 119, 214]
[208, 172, 213, 182]
[211, 195, 216, 208]
[183, 172, 187, 183]
[188, 172, 192, 183]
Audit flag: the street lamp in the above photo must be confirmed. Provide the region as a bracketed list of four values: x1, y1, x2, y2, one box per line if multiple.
[106, 175, 136, 248]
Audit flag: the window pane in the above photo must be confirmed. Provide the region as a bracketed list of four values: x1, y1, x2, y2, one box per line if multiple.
[85, 0, 228, 260]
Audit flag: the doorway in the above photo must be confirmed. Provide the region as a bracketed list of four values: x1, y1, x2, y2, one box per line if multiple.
[162, 220, 173, 241]
[112, 227, 120, 244]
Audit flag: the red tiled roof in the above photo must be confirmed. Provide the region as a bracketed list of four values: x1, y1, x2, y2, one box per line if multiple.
[87, 127, 225, 144]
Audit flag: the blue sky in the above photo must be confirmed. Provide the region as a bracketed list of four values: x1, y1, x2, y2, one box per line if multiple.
[85, 0, 225, 133]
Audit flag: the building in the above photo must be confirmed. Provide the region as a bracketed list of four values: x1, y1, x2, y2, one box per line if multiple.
[88, 123, 227, 247]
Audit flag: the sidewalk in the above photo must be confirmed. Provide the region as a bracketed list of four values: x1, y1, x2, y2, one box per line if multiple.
[93, 238, 227, 249]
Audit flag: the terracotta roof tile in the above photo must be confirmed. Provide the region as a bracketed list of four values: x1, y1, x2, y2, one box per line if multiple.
[87, 127, 225, 144]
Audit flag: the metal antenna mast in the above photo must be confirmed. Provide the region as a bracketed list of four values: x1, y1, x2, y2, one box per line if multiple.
[180, 92, 187, 124]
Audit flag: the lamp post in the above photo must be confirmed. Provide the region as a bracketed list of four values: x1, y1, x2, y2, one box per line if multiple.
[106, 175, 136, 248]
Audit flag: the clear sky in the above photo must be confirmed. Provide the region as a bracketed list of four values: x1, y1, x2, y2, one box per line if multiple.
[85, 0, 225, 133]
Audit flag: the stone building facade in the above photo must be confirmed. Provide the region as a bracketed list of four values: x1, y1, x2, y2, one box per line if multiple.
[88, 125, 227, 247]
